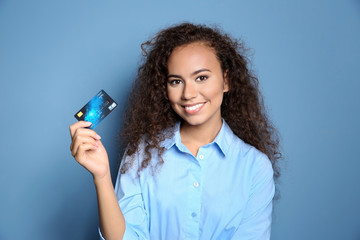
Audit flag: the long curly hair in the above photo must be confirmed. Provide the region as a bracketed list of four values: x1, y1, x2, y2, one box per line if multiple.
[120, 22, 281, 181]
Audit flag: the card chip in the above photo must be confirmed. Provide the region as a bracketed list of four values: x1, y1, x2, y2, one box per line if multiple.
[77, 111, 83, 117]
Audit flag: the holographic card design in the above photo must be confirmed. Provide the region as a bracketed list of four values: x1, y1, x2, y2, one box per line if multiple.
[74, 89, 118, 129]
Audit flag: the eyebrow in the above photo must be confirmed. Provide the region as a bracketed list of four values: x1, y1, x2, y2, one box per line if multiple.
[167, 68, 211, 78]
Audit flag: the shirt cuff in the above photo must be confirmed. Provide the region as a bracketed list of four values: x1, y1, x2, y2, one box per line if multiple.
[98, 224, 144, 240]
[98, 227, 105, 240]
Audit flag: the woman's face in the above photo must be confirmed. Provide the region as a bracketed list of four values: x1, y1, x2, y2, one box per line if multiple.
[166, 42, 229, 129]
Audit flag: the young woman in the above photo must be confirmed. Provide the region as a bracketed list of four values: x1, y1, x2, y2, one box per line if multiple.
[70, 23, 281, 240]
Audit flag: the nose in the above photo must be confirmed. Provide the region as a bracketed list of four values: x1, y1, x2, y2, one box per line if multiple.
[182, 81, 197, 100]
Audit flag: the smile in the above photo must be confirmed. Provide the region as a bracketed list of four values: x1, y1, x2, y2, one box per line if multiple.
[183, 103, 205, 114]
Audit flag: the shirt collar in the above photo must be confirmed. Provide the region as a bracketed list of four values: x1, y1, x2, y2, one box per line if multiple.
[212, 119, 234, 157]
[162, 122, 180, 150]
[162, 119, 234, 157]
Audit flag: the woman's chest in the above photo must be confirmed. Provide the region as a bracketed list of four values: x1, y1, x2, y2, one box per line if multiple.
[140, 154, 250, 225]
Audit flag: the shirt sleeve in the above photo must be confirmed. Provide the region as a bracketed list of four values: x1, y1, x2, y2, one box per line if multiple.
[99, 146, 150, 240]
[231, 155, 275, 240]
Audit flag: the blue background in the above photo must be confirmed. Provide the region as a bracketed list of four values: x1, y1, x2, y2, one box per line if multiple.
[1, 0, 359, 239]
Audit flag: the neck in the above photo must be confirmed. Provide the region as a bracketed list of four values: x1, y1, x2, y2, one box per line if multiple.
[180, 117, 223, 147]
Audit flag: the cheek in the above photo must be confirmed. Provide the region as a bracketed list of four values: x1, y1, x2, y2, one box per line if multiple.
[203, 83, 225, 100]
[167, 87, 179, 104]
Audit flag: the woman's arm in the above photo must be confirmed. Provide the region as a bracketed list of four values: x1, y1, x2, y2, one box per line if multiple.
[95, 172, 125, 240]
[69, 121, 125, 239]
[231, 155, 275, 240]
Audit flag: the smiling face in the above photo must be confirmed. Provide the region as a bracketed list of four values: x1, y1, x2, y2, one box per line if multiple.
[166, 42, 229, 130]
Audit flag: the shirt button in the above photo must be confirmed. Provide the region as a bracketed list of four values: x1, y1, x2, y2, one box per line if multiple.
[199, 154, 204, 160]
[193, 181, 199, 188]
[191, 212, 197, 217]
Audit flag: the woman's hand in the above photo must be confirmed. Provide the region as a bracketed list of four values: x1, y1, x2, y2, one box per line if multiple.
[70, 121, 126, 239]
[69, 121, 110, 180]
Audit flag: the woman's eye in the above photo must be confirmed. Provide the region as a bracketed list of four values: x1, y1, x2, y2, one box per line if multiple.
[196, 75, 208, 81]
[169, 79, 182, 85]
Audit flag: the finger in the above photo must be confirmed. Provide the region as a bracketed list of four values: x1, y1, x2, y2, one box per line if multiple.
[71, 135, 98, 156]
[73, 127, 101, 141]
[69, 121, 92, 138]
[71, 134, 97, 150]
[96, 139, 103, 147]
[70, 127, 101, 150]
[73, 142, 98, 161]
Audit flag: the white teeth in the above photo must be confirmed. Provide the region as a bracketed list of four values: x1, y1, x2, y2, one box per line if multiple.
[185, 103, 203, 111]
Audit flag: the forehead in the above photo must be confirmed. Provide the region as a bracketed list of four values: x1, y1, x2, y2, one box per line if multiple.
[167, 42, 221, 73]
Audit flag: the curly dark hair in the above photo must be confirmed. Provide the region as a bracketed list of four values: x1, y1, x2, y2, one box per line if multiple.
[120, 22, 281, 181]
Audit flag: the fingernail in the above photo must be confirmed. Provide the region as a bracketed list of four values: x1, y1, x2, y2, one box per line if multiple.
[85, 121, 92, 125]
[96, 134, 101, 139]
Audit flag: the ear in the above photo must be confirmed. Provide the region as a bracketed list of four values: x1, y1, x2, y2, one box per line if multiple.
[223, 70, 230, 92]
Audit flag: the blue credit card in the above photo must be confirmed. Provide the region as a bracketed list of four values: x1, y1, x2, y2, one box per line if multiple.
[74, 89, 118, 129]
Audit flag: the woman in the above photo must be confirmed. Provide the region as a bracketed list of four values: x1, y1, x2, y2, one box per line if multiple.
[70, 22, 281, 239]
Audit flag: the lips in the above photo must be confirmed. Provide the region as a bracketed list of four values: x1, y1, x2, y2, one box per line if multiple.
[183, 102, 205, 114]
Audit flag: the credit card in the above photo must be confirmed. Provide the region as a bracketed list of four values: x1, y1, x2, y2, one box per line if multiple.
[74, 89, 118, 129]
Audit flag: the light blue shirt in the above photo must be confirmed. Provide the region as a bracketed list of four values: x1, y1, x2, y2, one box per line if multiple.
[99, 120, 275, 239]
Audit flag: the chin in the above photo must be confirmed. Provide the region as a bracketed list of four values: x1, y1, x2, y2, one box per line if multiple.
[181, 115, 209, 127]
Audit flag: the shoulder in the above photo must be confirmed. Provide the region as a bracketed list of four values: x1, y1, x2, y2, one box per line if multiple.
[230, 134, 274, 181]
[121, 123, 178, 173]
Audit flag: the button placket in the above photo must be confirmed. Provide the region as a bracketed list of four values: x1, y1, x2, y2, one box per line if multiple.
[189, 164, 201, 226]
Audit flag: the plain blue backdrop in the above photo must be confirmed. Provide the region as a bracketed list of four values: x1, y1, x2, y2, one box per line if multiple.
[1, 0, 359, 239]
